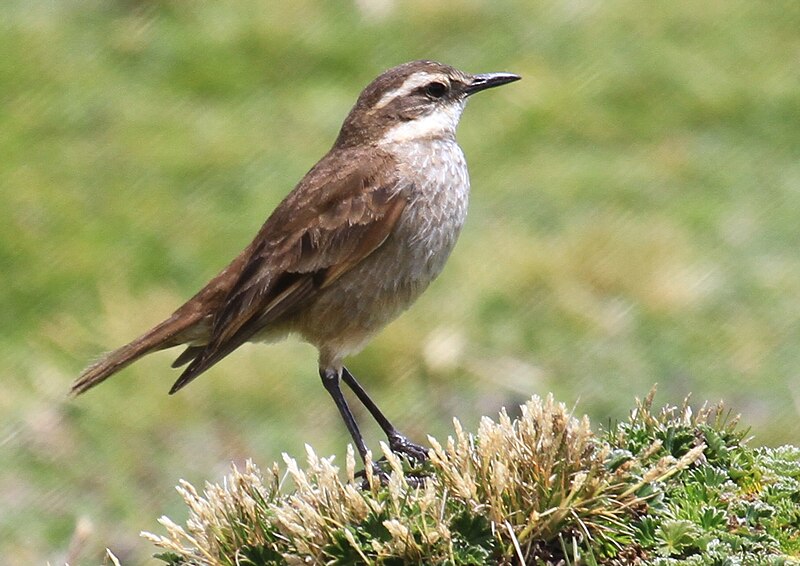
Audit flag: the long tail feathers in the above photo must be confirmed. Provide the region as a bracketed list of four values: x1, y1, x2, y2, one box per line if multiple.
[71, 312, 203, 396]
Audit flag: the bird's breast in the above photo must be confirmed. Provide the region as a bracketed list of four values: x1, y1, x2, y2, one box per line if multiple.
[283, 139, 470, 362]
[390, 138, 470, 282]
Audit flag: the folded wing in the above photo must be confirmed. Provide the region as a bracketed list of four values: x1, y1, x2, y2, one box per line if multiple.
[169, 151, 407, 393]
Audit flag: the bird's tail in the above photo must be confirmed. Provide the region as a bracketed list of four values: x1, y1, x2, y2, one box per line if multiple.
[71, 310, 203, 396]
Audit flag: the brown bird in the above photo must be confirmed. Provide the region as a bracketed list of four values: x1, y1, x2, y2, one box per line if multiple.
[73, 60, 520, 466]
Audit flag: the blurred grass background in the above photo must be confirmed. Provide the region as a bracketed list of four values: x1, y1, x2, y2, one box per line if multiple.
[2, 0, 799, 563]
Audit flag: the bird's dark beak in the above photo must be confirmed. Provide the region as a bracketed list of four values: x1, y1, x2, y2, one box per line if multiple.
[465, 72, 521, 96]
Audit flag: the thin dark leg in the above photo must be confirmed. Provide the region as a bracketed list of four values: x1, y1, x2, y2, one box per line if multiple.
[341, 366, 429, 462]
[319, 367, 369, 463]
[340, 367, 396, 435]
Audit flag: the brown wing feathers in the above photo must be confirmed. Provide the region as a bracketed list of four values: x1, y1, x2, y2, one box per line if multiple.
[168, 153, 407, 393]
[72, 148, 406, 396]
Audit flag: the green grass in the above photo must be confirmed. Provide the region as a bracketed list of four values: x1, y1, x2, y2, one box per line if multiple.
[2, 0, 799, 563]
[143, 393, 800, 565]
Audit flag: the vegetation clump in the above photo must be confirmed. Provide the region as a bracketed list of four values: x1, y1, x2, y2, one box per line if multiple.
[144, 391, 800, 565]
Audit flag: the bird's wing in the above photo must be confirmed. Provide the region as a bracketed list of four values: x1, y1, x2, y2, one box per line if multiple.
[169, 151, 407, 393]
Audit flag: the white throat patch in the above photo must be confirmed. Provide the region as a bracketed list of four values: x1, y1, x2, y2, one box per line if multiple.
[378, 100, 466, 144]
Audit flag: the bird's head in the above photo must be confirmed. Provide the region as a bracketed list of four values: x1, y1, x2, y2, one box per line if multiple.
[335, 60, 520, 148]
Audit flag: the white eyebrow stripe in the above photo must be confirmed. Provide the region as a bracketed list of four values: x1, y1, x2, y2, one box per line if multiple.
[373, 73, 447, 110]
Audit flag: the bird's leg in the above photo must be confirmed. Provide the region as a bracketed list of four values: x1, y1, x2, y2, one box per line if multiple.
[320, 367, 390, 486]
[341, 366, 429, 463]
[320, 367, 371, 463]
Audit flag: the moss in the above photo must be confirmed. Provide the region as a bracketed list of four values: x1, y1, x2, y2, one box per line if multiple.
[143, 391, 800, 564]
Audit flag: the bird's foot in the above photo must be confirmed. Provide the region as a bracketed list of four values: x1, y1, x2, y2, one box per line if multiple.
[352, 435, 430, 489]
[354, 461, 428, 489]
[355, 462, 390, 489]
[388, 433, 430, 464]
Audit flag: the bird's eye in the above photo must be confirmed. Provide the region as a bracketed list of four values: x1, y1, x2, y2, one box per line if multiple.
[425, 82, 448, 99]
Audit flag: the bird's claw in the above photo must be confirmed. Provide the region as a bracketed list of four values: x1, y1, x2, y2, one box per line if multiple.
[355, 462, 390, 489]
[354, 461, 427, 489]
[388, 433, 430, 464]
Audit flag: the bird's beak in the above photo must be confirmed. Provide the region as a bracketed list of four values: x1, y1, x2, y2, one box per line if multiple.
[465, 72, 521, 96]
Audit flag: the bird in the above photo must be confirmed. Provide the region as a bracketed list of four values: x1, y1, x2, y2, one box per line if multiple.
[73, 60, 520, 467]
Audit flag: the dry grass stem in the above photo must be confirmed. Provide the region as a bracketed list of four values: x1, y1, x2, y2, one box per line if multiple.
[144, 392, 793, 565]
